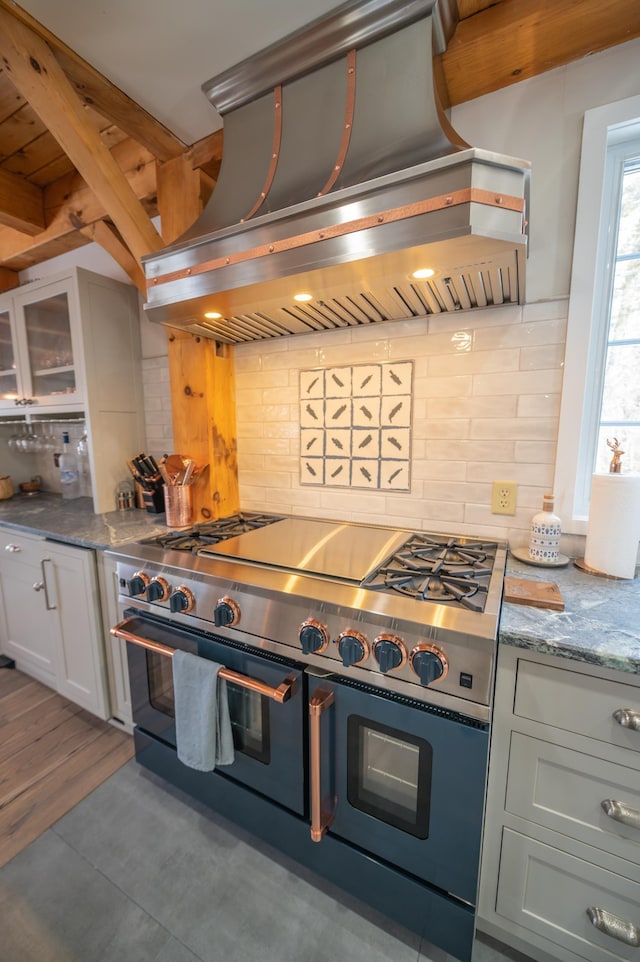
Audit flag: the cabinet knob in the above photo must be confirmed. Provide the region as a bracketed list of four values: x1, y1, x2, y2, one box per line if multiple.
[33, 581, 44, 592]
[586, 906, 640, 946]
[5, 544, 21, 553]
[613, 708, 640, 731]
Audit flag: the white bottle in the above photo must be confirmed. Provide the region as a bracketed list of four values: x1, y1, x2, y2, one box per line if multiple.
[59, 431, 80, 499]
[529, 493, 562, 563]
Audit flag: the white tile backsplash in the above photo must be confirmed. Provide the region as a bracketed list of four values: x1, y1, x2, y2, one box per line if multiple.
[234, 302, 570, 547]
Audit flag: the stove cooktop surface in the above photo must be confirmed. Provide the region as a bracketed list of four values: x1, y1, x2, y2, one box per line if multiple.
[138, 513, 503, 616]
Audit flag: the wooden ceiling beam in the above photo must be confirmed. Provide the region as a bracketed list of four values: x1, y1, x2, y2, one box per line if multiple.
[0, 136, 158, 269]
[0, 0, 185, 162]
[80, 220, 146, 292]
[0, 5, 163, 266]
[0, 166, 45, 233]
[443, 0, 640, 106]
[0, 265, 19, 292]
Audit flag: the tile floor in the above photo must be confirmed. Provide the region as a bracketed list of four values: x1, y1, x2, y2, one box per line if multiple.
[1, 760, 537, 962]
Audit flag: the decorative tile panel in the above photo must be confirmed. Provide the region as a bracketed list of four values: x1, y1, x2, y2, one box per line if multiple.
[299, 361, 413, 490]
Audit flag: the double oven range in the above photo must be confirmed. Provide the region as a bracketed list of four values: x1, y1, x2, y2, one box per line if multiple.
[108, 513, 506, 962]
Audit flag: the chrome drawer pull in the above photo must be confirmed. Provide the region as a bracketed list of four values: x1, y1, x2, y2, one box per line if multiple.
[586, 906, 640, 946]
[613, 708, 640, 731]
[5, 543, 21, 553]
[601, 799, 640, 829]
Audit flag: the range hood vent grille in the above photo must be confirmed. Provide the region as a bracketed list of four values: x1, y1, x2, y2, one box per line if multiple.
[143, 0, 530, 343]
[183, 251, 520, 343]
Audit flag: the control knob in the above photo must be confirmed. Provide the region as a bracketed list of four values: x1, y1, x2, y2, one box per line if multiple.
[214, 597, 240, 627]
[410, 644, 449, 686]
[146, 576, 170, 603]
[127, 571, 150, 597]
[336, 630, 369, 667]
[169, 586, 195, 614]
[373, 633, 407, 673]
[298, 620, 329, 655]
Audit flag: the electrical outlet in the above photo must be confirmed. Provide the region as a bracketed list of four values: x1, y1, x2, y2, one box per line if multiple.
[491, 480, 517, 515]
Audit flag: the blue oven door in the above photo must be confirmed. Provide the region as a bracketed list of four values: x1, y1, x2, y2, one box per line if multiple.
[308, 672, 489, 905]
[120, 610, 307, 815]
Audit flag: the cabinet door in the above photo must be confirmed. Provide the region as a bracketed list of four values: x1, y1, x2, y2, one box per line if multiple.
[46, 541, 109, 719]
[0, 533, 57, 685]
[0, 302, 25, 409]
[12, 277, 84, 409]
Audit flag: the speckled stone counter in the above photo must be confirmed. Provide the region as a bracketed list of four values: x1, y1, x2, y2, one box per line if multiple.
[0, 492, 169, 549]
[501, 554, 640, 676]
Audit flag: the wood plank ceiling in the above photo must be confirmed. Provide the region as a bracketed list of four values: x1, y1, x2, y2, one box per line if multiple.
[0, 0, 639, 296]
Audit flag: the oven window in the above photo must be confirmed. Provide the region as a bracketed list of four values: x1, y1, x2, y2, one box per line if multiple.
[147, 652, 175, 716]
[227, 684, 270, 764]
[347, 715, 432, 838]
[147, 652, 271, 764]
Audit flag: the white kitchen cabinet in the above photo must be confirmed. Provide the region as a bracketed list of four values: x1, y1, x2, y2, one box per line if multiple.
[0, 529, 109, 719]
[478, 645, 640, 962]
[0, 268, 145, 513]
[96, 551, 133, 731]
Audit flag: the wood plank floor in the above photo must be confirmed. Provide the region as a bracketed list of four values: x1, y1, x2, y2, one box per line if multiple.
[0, 667, 134, 868]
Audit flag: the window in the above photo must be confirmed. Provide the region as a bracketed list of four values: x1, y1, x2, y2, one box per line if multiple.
[555, 95, 640, 533]
[595, 156, 640, 476]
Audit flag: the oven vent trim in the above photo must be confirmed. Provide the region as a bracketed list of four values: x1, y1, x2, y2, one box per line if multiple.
[329, 673, 490, 730]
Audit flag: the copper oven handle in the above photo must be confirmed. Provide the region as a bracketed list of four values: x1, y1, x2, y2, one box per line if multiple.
[309, 687, 335, 843]
[110, 618, 296, 704]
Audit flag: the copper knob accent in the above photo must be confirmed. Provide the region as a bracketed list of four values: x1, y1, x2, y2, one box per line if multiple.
[372, 633, 407, 671]
[336, 629, 370, 667]
[169, 585, 195, 614]
[299, 619, 330, 655]
[147, 576, 171, 602]
[215, 596, 240, 627]
[410, 643, 449, 684]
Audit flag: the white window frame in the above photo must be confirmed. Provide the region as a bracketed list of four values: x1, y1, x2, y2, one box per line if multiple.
[554, 94, 640, 535]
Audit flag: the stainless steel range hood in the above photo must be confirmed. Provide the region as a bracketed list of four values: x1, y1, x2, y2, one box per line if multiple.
[143, 0, 530, 343]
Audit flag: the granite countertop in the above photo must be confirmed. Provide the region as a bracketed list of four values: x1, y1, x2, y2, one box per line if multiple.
[0, 492, 170, 549]
[1, 494, 638, 676]
[502, 555, 640, 676]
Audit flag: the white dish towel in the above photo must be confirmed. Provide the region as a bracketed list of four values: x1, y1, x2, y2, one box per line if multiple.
[172, 649, 235, 771]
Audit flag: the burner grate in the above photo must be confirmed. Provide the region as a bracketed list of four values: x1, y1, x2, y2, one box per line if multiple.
[362, 534, 497, 612]
[142, 511, 284, 552]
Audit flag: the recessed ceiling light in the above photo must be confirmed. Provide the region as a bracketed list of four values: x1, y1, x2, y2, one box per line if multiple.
[411, 268, 435, 279]
[293, 292, 313, 302]
[204, 311, 222, 319]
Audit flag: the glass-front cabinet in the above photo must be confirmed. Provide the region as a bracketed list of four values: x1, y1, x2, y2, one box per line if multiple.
[0, 277, 83, 411]
[0, 267, 145, 513]
[0, 304, 21, 405]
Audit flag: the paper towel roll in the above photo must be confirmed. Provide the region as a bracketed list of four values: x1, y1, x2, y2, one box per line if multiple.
[584, 473, 640, 578]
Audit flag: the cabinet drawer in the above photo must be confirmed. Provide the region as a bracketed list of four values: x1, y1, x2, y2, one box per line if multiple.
[0, 530, 45, 567]
[507, 732, 640, 865]
[514, 659, 640, 755]
[497, 828, 640, 962]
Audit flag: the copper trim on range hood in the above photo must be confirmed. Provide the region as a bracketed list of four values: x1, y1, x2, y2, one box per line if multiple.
[143, 0, 530, 343]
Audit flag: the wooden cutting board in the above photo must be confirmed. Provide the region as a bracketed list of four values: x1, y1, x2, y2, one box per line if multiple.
[503, 576, 565, 611]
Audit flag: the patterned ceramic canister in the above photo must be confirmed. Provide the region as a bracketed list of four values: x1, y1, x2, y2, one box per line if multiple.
[529, 493, 562, 563]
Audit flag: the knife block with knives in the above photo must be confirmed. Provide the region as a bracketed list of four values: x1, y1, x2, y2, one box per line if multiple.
[127, 453, 165, 513]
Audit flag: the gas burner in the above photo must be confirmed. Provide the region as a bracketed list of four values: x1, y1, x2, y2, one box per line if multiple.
[142, 512, 284, 552]
[362, 534, 497, 612]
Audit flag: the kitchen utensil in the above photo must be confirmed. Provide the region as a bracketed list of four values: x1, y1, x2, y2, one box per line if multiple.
[164, 454, 185, 483]
[181, 458, 195, 485]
